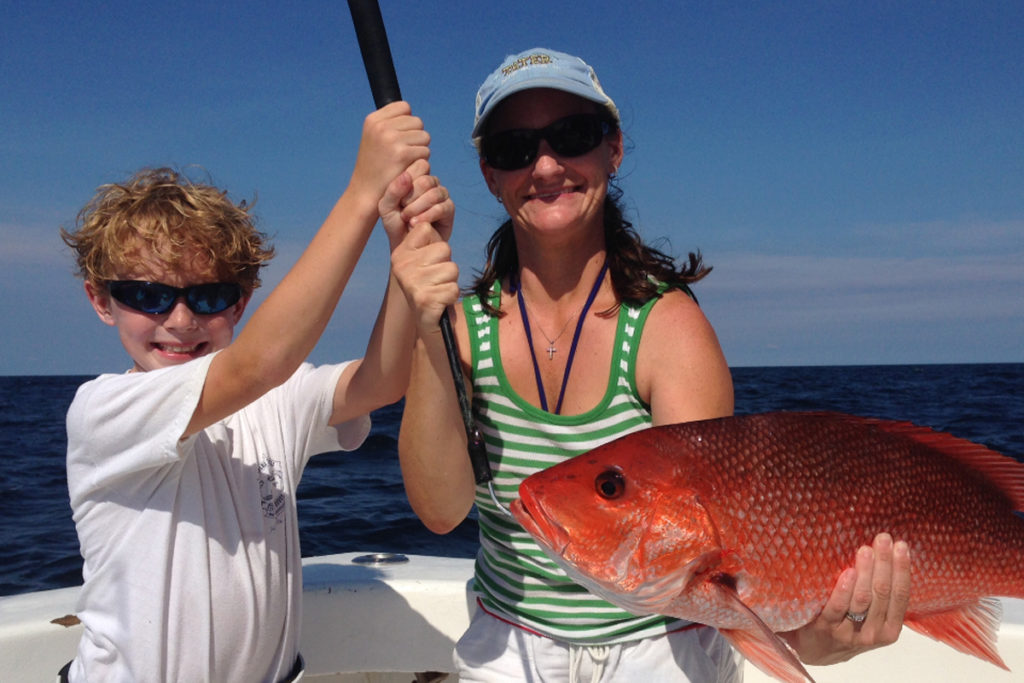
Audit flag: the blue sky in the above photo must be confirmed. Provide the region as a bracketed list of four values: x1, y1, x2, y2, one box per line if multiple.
[2, 1, 1022, 375]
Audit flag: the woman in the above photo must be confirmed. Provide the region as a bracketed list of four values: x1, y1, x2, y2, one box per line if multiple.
[397, 48, 910, 681]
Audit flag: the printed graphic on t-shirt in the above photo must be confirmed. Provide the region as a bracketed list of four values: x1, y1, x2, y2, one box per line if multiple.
[257, 455, 286, 532]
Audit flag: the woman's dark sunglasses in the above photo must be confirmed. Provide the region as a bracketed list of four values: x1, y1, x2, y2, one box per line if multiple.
[108, 280, 243, 315]
[481, 113, 615, 171]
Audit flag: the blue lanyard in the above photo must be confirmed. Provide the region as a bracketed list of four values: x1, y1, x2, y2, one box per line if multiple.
[515, 262, 609, 414]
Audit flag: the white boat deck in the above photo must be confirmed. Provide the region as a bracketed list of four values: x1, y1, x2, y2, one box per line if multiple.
[2, 551, 1023, 682]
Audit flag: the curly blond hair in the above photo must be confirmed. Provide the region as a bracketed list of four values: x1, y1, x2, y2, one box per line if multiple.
[61, 167, 274, 293]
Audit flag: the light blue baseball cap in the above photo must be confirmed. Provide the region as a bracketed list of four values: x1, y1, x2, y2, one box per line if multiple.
[472, 47, 619, 138]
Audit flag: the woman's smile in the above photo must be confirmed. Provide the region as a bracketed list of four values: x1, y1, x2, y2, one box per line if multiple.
[528, 185, 579, 202]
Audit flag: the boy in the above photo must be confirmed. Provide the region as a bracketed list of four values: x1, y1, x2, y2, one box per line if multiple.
[58, 102, 459, 682]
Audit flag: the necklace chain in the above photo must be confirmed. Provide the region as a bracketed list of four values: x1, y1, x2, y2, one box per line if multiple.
[514, 262, 609, 414]
[519, 297, 577, 360]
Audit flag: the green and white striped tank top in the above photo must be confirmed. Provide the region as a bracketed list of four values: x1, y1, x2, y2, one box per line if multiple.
[464, 282, 687, 644]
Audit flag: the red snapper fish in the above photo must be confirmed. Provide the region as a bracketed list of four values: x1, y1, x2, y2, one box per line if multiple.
[510, 411, 1024, 683]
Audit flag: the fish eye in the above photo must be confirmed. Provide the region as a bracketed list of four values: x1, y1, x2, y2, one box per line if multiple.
[595, 470, 625, 499]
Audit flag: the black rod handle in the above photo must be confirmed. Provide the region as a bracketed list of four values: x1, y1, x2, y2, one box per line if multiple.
[347, 0, 401, 106]
[347, 0, 493, 485]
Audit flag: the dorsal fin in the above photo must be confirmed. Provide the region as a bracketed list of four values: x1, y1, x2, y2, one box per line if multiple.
[798, 412, 1024, 511]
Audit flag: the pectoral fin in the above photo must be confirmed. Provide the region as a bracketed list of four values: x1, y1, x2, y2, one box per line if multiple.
[711, 573, 815, 683]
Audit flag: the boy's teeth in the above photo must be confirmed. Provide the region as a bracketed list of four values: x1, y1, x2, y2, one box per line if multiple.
[163, 344, 198, 353]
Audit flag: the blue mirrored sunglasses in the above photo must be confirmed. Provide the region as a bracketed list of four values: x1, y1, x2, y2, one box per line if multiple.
[108, 280, 243, 315]
[481, 113, 614, 171]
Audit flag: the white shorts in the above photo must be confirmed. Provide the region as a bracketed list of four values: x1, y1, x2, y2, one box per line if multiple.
[453, 607, 742, 683]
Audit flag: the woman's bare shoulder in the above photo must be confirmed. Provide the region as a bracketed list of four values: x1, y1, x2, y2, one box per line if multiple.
[636, 288, 734, 423]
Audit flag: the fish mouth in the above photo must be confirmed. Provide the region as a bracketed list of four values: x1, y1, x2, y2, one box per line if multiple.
[512, 493, 655, 611]
[510, 495, 570, 555]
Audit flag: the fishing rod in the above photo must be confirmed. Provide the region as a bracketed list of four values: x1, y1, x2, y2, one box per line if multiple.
[346, 0, 512, 519]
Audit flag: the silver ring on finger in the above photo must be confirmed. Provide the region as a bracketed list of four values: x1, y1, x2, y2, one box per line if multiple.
[845, 610, 868, 624]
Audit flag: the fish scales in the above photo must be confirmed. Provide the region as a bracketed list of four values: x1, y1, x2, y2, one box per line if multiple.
[680, 414, 1024, 613]
[512, 411, 1024, 682]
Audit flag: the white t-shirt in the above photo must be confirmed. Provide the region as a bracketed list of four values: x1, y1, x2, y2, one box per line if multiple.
[65, 355, 371, 682]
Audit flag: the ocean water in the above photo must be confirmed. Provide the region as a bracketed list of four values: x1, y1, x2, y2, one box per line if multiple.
[1, 364, 1021, 597]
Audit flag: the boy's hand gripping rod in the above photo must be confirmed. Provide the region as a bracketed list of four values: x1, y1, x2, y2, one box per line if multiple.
[346, 0, 512, 519]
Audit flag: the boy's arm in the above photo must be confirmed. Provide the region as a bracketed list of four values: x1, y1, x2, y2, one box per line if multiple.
[330, 162, 459, 424]
[183, 102, 430, 438]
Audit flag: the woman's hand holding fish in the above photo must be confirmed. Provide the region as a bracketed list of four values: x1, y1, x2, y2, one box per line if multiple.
[781, 532, 912, 665]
